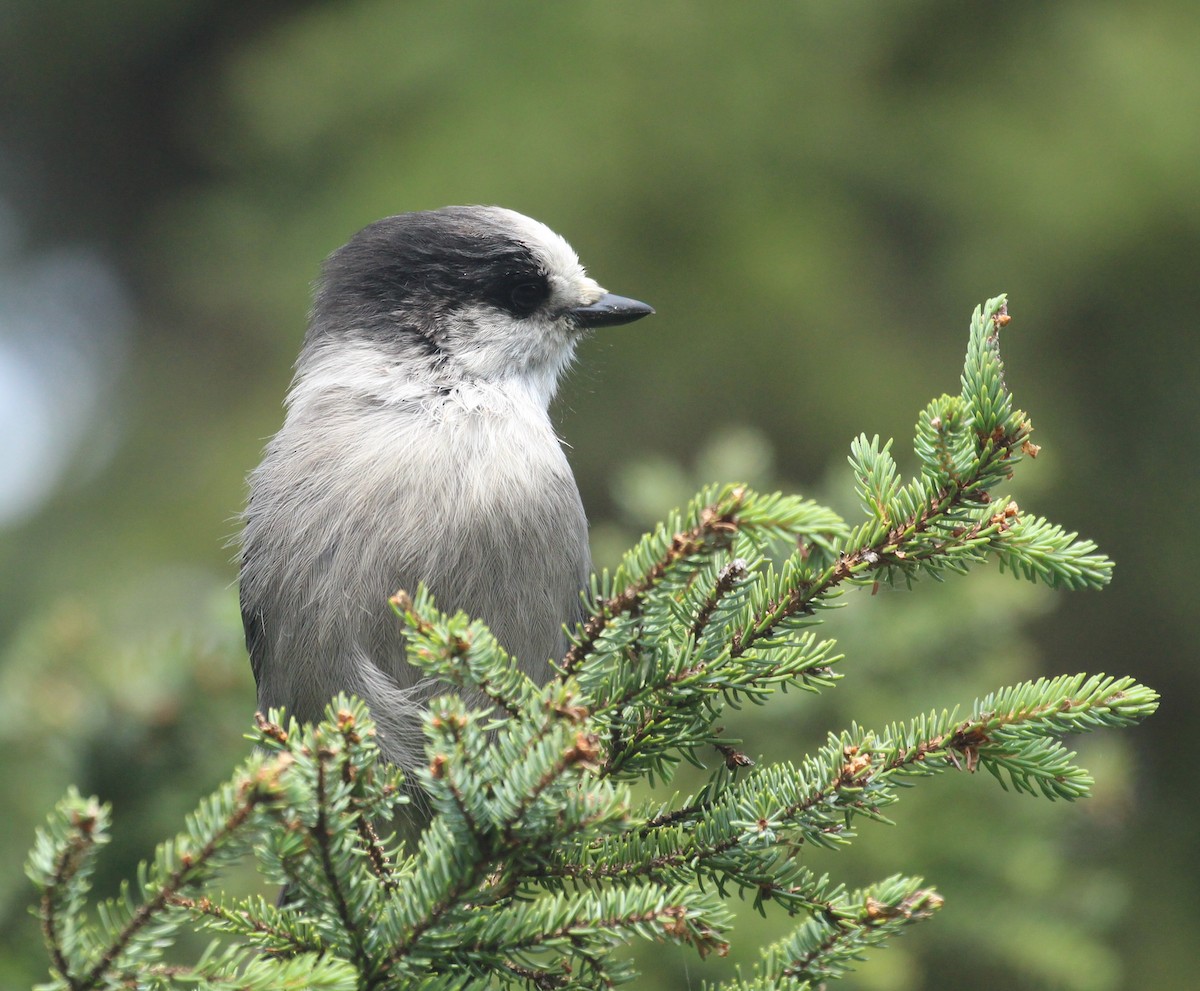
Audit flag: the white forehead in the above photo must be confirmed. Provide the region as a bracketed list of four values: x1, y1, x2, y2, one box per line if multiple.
[480, 206, 603, 303]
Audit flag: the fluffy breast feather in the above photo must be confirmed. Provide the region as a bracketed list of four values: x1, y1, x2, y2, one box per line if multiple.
[240, 377, 590, 766]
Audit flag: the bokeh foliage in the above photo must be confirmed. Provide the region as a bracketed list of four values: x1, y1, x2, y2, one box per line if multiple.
[1, 3, 1194, 989]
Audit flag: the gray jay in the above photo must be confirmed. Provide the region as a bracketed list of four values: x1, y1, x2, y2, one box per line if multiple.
[240, 206, 652, 775]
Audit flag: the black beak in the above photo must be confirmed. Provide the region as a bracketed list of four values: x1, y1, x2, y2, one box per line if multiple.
[569, 292, 654, 329]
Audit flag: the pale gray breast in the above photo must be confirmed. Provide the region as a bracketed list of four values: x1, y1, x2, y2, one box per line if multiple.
[241, 388, 590, 764]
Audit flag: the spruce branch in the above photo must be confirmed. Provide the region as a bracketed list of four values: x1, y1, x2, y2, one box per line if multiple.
[391, 589, 538, 717]
[563, 488, 845, 677]
[28, 296, 1155, 989]
[311, 744, 372, 979]
[27, 790, 110, 987]
[166, 892, 325, 955]
[562, 485, 751, 675]
[721, 875, 944, 990]
[531, 671, 1157, 926]
[28, 761, 286, 990]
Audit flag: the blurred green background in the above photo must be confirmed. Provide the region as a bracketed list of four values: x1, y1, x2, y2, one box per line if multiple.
[1, 3, 1195, 988]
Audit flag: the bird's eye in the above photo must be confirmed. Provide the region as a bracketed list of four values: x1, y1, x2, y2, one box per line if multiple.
[507, 277, 550, 315]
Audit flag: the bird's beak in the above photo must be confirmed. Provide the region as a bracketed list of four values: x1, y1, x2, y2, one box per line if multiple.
[569, 292, 654, 329]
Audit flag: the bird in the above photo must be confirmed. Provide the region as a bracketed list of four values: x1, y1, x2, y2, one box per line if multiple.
[239, 205, 652, 776]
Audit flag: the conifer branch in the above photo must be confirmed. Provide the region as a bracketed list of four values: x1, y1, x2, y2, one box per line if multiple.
[311, 750, 370, 977]
[38, 796, 103, 987]
[392, 589, 536, 717]
[691, 558, 750, 641]
[749, 876, 944, 988]
[43, 769, 279, 991]
[27, 296, 1154, 990]
[167, 893, 324, 955]
[562, 487, 749, 674]
[89, 785, 268, 989]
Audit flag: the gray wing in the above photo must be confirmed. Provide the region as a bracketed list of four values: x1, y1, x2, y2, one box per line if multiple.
[240, 552, 268, 692]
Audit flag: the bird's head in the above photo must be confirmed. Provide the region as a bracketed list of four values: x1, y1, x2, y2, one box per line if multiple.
[300, 206, 652, 408]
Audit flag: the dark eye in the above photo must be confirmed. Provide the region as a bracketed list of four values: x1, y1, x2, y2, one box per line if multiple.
[507, 276, 550, 315]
